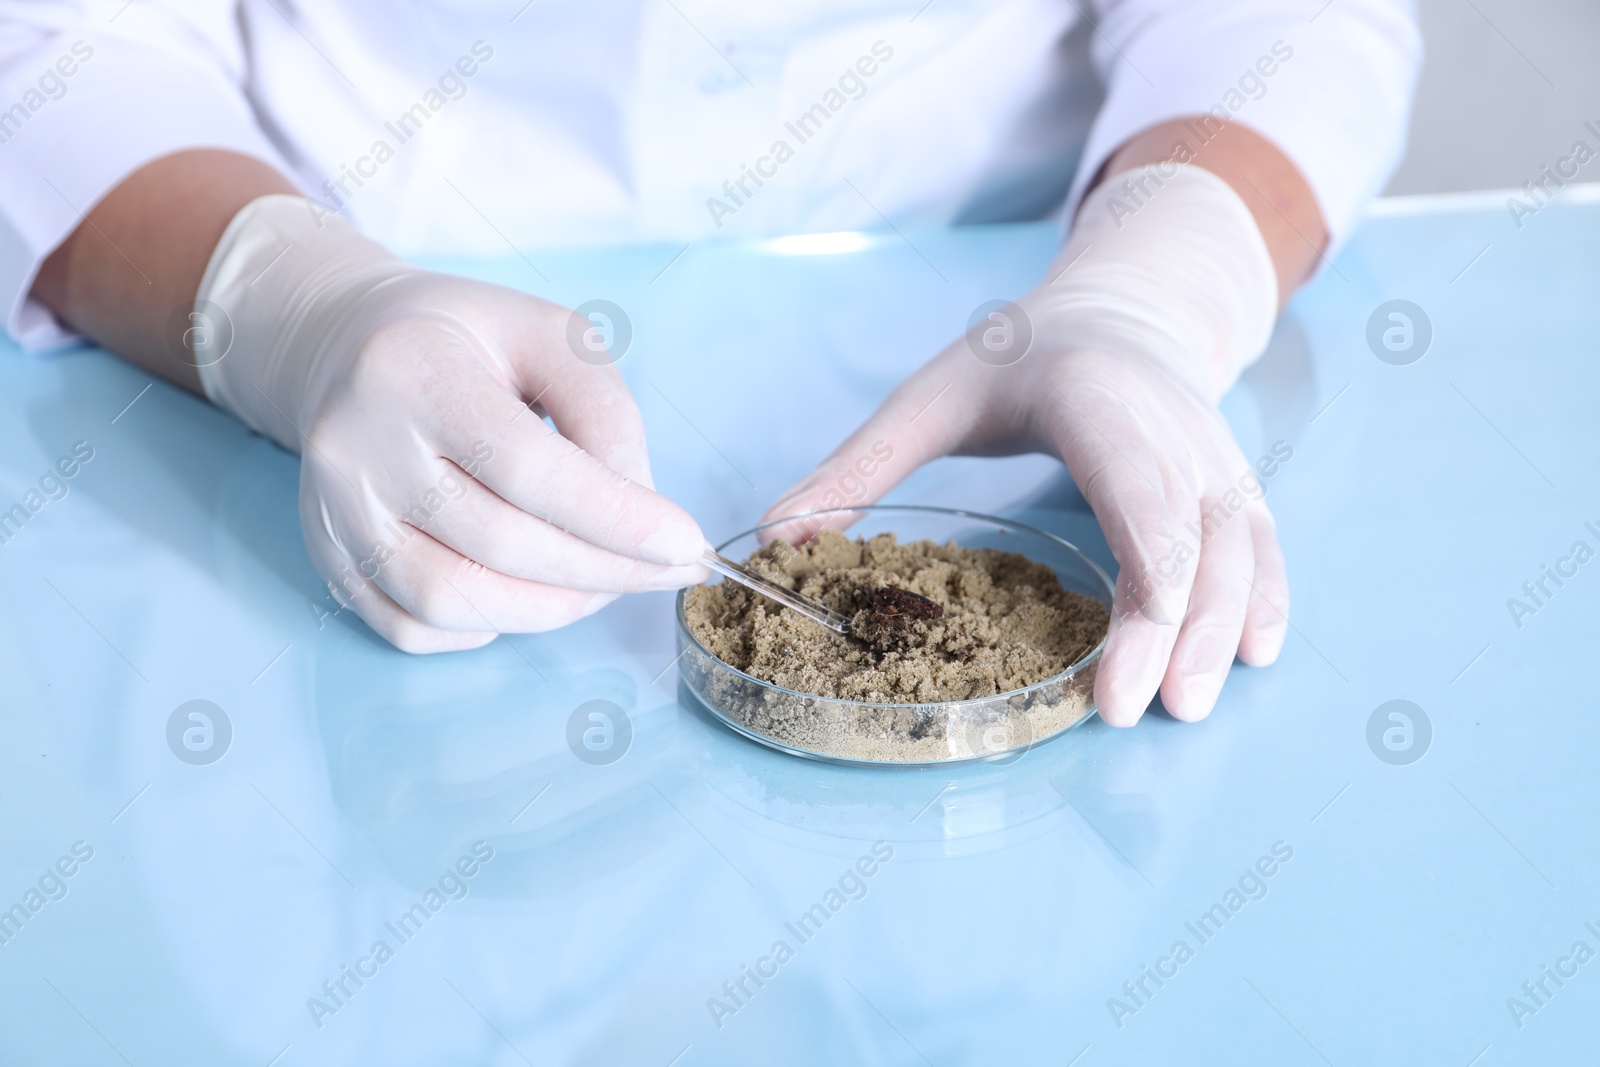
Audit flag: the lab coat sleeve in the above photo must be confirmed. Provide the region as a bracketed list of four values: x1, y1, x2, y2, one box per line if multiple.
[1066, 0, 1422, 253]
[0, 1, 292, 350]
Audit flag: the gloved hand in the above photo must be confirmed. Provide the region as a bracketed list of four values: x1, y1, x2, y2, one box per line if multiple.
[195, 195, 707, 652]
[760, 164, 1290, 725]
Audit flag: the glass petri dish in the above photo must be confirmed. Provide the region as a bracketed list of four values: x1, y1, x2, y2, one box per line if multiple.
[675, 505, 1114, 767]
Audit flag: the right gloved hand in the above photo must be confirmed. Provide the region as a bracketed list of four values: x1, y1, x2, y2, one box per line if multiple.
[194, 195, 707, 652]
[760, 165, 1290, 726]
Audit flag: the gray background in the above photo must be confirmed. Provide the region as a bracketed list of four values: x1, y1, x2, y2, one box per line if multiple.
[1387, 0, 1600, 195]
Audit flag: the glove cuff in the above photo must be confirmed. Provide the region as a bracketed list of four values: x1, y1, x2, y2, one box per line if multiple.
[1040, 163, 1278, 400]
[193, 195, 421, 452]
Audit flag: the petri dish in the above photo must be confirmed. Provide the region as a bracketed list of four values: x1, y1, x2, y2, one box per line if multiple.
[675, 505, 1113, 767]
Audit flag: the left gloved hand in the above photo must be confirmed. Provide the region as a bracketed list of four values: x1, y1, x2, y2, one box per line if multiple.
[760, 164, 1291, 726]
[192, 195, 709, 652]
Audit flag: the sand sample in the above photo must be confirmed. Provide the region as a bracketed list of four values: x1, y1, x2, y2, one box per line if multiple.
[680, 531, 1110, 762]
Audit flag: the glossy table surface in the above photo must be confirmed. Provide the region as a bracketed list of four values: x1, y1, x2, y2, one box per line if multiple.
[2, 192, 1598, 1066]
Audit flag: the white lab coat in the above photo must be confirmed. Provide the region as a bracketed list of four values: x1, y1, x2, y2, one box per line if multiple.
[0, 0, 1419, 348]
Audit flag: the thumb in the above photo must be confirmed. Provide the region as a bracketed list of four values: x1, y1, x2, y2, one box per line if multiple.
[759, 358, 975, 543]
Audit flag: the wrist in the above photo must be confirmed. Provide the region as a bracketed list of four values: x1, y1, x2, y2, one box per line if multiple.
[1034, 164, 1277, 403]
[193, 195, 422, 451]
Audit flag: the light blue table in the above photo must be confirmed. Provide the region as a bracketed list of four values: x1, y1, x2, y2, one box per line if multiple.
[1, 194, 1596, 1066]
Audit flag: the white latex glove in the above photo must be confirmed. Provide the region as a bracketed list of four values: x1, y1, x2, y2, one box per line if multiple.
[195, 195, 707, 653]
[760, 164, 1289, 725]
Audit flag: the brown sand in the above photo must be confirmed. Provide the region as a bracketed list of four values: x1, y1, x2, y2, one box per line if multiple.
[683, 531, 1109, 703]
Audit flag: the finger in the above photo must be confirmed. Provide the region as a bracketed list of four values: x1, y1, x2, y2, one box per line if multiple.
[526, 358, 657, 490]
[1159, 499, 1254, 721]
[428, 367, 707, 567]
[301, 516, 497, 654]
[1094, 576, 1184, 727]
[759, 354, 978, 542]
[371, 526, 619, 633]
[1043, 373, 1197, 626]
[1238, 506, 1290, 666]
[417, 465, 710, 591]
[440, 290, 659, 489]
